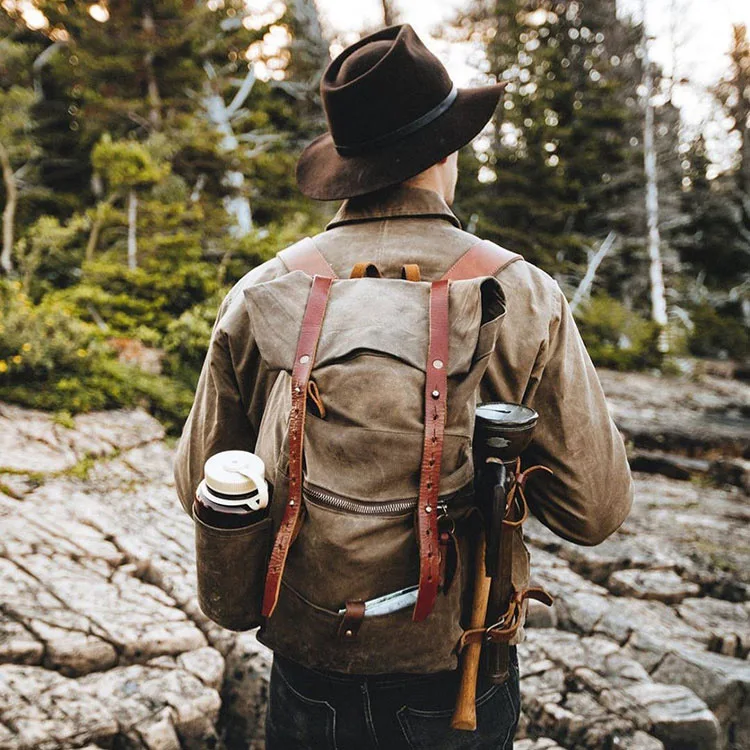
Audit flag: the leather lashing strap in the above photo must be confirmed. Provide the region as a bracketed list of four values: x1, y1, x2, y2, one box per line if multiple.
[279, 237, 339, 279]
[413, 279, 450, 622]
[261, 274, 334, 618]
[456, 587, 554, 652]
[401, 264, 421, 281]
[337, 599, 366, 639]
[350, 262, 382, 278]
[441, 240, 522, 281]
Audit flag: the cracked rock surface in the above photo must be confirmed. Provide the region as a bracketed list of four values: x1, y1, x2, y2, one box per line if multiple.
[0, 369, 749, 749]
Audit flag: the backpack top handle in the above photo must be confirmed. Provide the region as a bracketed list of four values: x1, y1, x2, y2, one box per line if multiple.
[350, 262, 383, 278]
[401, 264, 421, 281]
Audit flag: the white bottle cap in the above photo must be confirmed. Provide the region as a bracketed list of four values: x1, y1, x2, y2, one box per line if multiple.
[203, 450, 268, 509]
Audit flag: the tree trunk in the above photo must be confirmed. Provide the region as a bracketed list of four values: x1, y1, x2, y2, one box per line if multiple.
[570, 232, 617, 314]
[127, 189, 138, 270]
[86, 196, 114, 262]
[640, 2, 669, 349]
[142, 7, 162, 128]
[202, 64, 254, 236]
[0, 140, 17, 275]
[381, 0, 397, 25]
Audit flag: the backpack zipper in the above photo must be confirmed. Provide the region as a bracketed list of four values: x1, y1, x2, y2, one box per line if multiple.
[302, 482, 471, 517]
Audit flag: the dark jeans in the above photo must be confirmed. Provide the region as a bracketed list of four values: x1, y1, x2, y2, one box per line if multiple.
[265, 647, 521, 750]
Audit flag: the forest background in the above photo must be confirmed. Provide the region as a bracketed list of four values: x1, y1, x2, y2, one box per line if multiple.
[0, 0, 748, 435]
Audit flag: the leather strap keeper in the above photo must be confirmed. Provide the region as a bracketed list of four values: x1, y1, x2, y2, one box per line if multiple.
[337, 599, 366, 639]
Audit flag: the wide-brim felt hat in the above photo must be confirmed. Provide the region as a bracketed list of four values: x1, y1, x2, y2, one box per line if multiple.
[296, 24, 507, 201]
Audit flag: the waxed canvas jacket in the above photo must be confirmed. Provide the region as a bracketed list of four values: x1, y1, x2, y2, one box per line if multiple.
[174, 184, 634, 663]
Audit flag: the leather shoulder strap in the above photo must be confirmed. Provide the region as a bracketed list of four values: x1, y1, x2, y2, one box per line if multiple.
[262, 275, 334, 618]
[441, 240, 522, 281]
[278, 237, 339, 279]
[413, 279, 450, 622]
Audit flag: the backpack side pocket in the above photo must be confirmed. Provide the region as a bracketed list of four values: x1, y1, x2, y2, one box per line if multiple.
[194, 509, 273, 631]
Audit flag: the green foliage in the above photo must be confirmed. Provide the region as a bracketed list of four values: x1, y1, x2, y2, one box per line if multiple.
[575, 294, 662, 371]
[0, 279, 193, 433]
[162, 295, 222, 385]
[92, 134, 171, 191]
[0, 279, 111, 381]
[50, 257, 221, 338]
[15, 214, 88, 298]
[688, 303, 750, 360]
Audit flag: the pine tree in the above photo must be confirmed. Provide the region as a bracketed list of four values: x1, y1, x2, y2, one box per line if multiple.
[450, 0, 643, 281]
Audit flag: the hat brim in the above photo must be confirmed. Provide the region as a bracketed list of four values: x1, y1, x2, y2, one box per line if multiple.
[296, 82, 507, 201]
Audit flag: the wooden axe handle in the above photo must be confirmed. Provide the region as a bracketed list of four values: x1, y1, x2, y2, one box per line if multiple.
[451, 530, 492, 731]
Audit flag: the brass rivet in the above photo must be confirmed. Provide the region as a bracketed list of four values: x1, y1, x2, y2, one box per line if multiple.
[299, 355, 310, 364]
[345, 629, 353, 637]
[431, 389, 440, 398]
[433, 359, 443, 370]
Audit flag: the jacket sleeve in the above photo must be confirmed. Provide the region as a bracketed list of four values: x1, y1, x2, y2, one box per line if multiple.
[519, 286, 634, 546]
[173, 259, 284, 516]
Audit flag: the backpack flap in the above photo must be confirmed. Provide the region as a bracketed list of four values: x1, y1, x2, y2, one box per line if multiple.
[243, 271, 506, 377]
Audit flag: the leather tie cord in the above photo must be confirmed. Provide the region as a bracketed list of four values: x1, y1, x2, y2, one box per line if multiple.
[413, 278, 450, 622]
[261, 274, 334, 618]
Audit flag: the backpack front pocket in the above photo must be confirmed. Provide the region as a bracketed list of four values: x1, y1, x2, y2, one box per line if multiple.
[194, 507, 273, 631]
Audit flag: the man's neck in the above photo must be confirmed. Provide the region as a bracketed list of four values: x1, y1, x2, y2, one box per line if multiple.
[403, 170, 448, 204]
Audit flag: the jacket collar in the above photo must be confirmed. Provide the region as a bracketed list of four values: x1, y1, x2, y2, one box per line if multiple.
[325, 185, 462, 230]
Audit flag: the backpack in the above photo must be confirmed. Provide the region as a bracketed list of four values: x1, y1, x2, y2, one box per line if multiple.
[243, 237, 522, 673]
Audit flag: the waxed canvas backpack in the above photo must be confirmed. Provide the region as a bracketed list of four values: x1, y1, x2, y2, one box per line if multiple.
[243, 237, 521, 673]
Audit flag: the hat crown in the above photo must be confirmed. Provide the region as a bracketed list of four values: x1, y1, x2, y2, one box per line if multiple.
[322, 25, 454, 152]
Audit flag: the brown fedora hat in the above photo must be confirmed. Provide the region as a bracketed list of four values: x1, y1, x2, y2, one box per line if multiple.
[296, 24, 507, 201]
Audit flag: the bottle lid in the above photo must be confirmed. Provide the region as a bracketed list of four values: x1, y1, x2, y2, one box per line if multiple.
[475, 402, 538, 430]
[204, 450, 266, 496]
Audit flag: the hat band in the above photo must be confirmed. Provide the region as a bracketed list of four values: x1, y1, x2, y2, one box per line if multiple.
[334, 84, 458, 157]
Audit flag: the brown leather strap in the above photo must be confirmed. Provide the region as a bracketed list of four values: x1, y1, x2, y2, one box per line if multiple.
[456, 587, 554, 652]
[486, 460, 553, 679]
[337, 599, 366, 639]
[441, 240, 522, 281]
[401, 264, 421, 281]
[413, 279, 450, 622]
[350, 262, 382, 279]
[279, 237, 339, 279]
[262, 275, 334, 618]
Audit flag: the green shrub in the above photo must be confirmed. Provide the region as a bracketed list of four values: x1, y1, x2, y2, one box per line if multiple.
[575, 294, 662, 370]
[688, 303, 749, 360]
[48, 258, 221, 339]
[162, 294, 223, 385]
[0, 280, 107, 382]
[0, 281, 193, 434]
